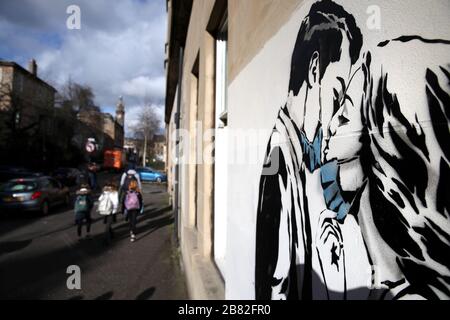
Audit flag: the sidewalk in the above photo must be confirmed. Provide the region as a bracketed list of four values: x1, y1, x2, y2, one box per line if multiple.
[0, 182, 188, 300]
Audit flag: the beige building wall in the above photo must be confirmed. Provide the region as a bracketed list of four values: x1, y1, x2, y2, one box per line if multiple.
[175, 0, 224, 299]
[167, 94, 177, 204]
[0, 66, 14, 111]
[170, 0, 307, 300]
[228, 0, 303, 82]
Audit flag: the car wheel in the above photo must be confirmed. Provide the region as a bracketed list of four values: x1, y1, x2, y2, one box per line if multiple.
[41, 201, 50, 216]
[156, 177, 162, 184]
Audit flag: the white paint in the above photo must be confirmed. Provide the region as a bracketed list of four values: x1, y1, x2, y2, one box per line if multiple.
[225, 0, 450, 299]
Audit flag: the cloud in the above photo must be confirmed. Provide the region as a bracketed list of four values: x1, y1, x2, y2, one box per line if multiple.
[121, 76, 165, 101]
[0, 0, 167, 119]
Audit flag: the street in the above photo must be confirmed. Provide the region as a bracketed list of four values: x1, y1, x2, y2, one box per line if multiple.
[0, 178, 188, 300]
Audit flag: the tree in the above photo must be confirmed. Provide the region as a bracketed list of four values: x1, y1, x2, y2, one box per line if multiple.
[0, 82, 53, 166]
[57, 79, 100, 114]
[129, 102, 161, 167]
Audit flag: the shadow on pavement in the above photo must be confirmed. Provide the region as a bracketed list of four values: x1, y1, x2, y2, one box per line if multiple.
[0, 203, 72, 238]
[0, 239, 33, 255]
[111, 205, 173, 243]
[95, 291, 114, 300]
[135, 287, 156, 300]
[0, 205, 174, 299]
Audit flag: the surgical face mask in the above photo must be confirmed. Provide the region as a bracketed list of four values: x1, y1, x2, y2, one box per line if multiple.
[298, 124, 350, 221]
[299, 125, 323, 173]
[320, 160, 351, 222]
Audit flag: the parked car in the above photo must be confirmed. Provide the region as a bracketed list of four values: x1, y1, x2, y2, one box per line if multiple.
[52, 168, 81, 186]
[136, 167, 167, 183]
[0, 166, 35, 184]
[0, 176, 70, 215]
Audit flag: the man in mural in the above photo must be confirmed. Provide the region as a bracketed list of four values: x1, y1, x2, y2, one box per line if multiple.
[255, 0, 366, 300]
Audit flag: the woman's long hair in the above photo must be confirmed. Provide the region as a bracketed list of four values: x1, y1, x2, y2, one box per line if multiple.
[360, 51, 450, 299]
[128, 180, 140, 193]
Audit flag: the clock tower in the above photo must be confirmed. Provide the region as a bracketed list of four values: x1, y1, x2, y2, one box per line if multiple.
[116, 96, 125, 127]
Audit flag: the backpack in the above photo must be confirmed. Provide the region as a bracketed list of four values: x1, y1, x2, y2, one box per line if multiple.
[123, 173, 137, 191]
[75, 195, 89, 213]
[124, 191, 140, 210]
[98, 193, 113, 215]
[77, 172, 89, 186]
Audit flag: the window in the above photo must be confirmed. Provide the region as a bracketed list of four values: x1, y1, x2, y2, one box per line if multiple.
[191, 54, 200, 230]
[0, 181, 37, 192]
[215, 12, 228, 127]
[49, 179, 61, 189]
[207, 0, 228, 278]
[40, 179, 51, 189]
[17, 73, 24, 92]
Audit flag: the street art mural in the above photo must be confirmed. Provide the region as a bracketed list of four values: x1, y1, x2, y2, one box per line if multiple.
[255, 0, 450, 300]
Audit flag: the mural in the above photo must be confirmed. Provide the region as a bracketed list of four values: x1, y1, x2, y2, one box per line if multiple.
[255, 0, 450, 300]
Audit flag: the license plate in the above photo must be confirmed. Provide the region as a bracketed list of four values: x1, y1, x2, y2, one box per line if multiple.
[4, 196, 24, 202]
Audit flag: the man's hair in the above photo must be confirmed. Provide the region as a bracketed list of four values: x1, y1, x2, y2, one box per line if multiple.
[288, 0, 363, 95]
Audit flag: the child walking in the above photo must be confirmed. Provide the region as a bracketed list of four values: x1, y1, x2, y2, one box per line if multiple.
[98, 181, 119, 244]
[74, 185, 93, 240]
[123, 180, 143, 243]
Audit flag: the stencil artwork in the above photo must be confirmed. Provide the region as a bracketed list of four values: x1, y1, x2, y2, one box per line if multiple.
[255, 0, 450, 300]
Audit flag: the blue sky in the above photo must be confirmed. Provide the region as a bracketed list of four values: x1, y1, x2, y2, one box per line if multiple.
[0, 0, 167, 132]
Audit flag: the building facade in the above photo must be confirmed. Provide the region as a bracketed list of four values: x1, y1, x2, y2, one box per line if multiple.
[166, 0, 450, 299]
[0, 59, 57, 165]
[75, 97, 125, 160]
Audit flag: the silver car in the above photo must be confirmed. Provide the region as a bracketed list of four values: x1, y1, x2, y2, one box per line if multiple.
[0, 177, 70, 215]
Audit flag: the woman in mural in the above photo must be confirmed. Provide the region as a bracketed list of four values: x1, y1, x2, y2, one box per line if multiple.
[255, 0, 450, 300]
[353, 39, 450, 299]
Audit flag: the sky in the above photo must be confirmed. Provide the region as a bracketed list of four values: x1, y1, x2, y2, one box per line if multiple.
[0, 0, 167, 135]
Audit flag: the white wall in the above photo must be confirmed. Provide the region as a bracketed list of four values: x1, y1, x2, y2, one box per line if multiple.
[226, 0, 450, 299]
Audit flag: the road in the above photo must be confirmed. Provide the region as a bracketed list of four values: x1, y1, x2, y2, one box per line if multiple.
[0, 178, 188, 300]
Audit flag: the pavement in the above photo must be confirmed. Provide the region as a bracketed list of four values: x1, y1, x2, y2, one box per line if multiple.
[0, 174, 188, 300]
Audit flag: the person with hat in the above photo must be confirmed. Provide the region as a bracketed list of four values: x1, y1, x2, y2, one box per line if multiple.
[74, 184, 94, 240]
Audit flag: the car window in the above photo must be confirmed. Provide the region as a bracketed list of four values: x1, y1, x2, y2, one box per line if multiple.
[40, 179, 51, 188]
[0, 181, 38, 192]
[49, 179, 61, 189]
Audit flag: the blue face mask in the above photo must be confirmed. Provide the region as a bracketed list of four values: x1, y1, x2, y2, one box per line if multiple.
[299, 125, 323, 173]
[298, 125, 350, 221]
[320, 160, 350, 221]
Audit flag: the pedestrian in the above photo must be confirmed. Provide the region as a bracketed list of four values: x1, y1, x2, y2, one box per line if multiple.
[124, 180, 143, 243]
[74, 184, 94, 240]
[76, 165, 90, 189]
[97, 181, 119, 245]
[119, 166, 142, 220]
[88, 162, 98, 191]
